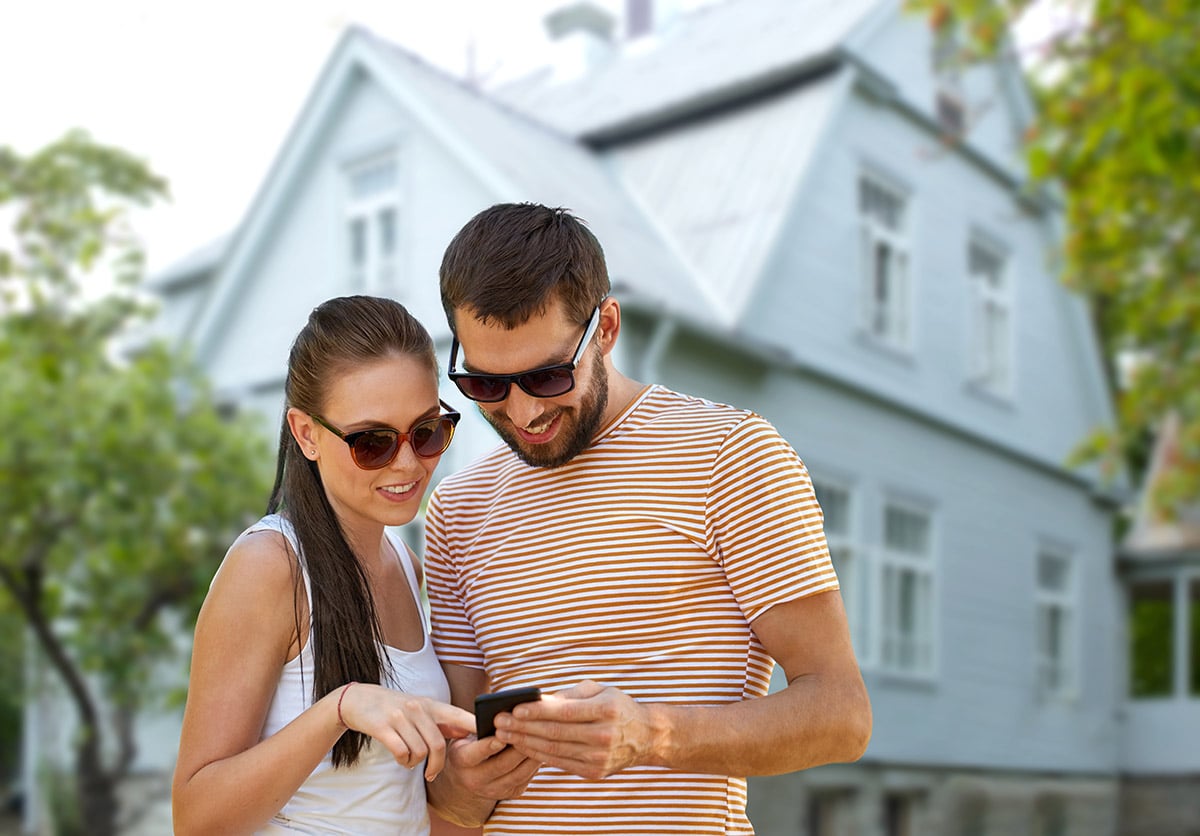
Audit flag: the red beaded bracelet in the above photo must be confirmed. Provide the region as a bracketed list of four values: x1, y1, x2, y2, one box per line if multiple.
[336, 682, 357, 728]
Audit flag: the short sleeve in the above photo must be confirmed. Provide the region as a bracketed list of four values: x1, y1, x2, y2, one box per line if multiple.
[423, 488, 487, 670]
[705, 415, 838, 622]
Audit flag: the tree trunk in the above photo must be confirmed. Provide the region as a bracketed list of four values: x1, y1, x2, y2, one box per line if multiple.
[76, 729, 118, 836]
[0, 558, 121, 836]
[73, 724, 116, 834]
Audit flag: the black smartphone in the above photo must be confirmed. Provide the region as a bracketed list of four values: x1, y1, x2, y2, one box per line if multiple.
[475, 686, 542, 738]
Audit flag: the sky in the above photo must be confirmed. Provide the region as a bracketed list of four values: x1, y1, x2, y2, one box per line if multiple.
[2, 0, 1059, 277]
[1, 0, 644, 274]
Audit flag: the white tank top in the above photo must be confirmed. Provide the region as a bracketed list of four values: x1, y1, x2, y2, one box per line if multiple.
[250, 514, 449, 835]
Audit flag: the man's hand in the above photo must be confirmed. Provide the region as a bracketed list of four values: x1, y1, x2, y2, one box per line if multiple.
[427, 735, 541, 827]
[495, 680, 664, 780]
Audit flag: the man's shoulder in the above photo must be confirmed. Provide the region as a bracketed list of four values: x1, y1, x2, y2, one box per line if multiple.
[640, 385, 762, 433]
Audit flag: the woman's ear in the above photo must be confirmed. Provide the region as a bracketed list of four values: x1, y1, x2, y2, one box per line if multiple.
[287, 407, 319, 461]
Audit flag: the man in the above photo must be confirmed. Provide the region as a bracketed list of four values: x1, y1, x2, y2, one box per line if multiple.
[425, 203, 870, 834]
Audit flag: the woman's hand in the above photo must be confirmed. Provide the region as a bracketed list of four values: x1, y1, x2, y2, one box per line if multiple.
[337, 684, 477, 780]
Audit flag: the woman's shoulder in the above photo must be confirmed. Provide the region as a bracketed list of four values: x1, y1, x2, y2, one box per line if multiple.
[211, 520, 301, 604]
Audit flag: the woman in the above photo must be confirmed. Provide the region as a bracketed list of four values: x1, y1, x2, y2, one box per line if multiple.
[173, 296, 476, 835]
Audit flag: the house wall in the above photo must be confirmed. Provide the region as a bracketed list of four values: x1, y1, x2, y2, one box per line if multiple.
[742, 85, 1110, 484]
[852, 5, 1032, 180]
[201, 70, 497, 405]
[660, 336, 1119, 775]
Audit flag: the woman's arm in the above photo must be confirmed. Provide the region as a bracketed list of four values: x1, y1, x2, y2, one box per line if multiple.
[171, 530, 474, 835]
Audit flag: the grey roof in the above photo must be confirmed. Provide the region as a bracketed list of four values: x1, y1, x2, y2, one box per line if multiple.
[363, 31, 719, 325]
[494, 0, 884, 139]
[1122, 413, 1200, 561]
[146, 232, 231, 291]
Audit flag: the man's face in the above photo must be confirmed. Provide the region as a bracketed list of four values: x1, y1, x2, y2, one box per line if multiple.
[453, 299, 608, 469]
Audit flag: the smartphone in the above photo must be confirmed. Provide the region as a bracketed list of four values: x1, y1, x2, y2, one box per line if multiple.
[475, 686, 542, 738]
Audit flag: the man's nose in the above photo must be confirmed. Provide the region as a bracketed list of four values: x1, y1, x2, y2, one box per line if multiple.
[501, 385, 549, 430]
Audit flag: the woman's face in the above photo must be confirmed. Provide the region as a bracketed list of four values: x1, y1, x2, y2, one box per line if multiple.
[293, 353, 447, 536]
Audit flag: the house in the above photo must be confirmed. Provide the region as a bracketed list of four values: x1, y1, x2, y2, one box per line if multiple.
[140, 0, 1152, 833]
[1115, 413, 1200, 836]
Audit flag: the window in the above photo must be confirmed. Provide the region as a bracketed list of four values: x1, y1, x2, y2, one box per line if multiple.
[954, 793, 988, 836]
[1129, 579, 1175, 698]
[344, 153, 401, 293]
[1035, 549, 1076, 699]
[884, 793, 922, 836]
[808, 790, 857, 836]
[859, 175, 911, 350]
[968, 239, 1012, 394]
[1032, 795, 1068, 836]
[813, 481, 867, 660]
[932, 18, 967, 136]
[880, 503, 934, 674]
[1191, 579, 1200, 697]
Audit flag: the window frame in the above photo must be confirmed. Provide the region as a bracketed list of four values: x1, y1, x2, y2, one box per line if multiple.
[1035, 544, 1079, 702]
[858, 171, 913, 353]
[967, 235, 1014, 397]
[878, 497, 937, 678]
[342, 150, 403, 295]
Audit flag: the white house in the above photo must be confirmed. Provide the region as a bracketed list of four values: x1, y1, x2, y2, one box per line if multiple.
[129, 0, 1196, 833]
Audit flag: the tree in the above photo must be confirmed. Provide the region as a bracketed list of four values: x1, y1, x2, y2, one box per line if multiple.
[0, 131, 273, 835]
[908, 0, 1200, 512]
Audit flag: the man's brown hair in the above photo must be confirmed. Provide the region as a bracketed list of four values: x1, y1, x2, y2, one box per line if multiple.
[439, 202, 610, 331]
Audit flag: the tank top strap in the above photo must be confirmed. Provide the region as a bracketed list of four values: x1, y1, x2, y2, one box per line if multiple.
[246, 514, 314, 613]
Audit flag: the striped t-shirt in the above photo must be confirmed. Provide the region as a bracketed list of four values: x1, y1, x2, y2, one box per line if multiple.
[424, 385, 838, 835]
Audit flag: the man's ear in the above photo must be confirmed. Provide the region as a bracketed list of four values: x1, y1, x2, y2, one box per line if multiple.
[597, 297, 621, 355]
[287, 408, 319, 461]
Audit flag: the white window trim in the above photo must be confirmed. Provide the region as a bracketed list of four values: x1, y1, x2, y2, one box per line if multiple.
[343, 150, 402, 295]
[932, 21, 968, 136]
[1035, 544, 1078, 702]
[877, 497, 937, 679]
[858, 171, 913, 354]
[967, 235, 1014, 397]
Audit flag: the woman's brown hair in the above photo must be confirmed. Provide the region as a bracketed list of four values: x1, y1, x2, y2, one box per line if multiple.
[266, 295, 436, 767]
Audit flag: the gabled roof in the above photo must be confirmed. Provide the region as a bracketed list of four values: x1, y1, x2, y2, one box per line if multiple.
[494, 0, 885, 141]
[185, 25, 720, 359]
[1122, 413, 1200, 561]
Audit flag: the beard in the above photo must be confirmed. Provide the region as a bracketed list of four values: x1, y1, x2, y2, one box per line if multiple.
[482, 349, 609, 469]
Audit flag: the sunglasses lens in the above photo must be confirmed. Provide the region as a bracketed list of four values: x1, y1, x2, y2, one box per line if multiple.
[350, 430, 400, 469]
[455, 376, 510, 403]
[411, 417, 455, 457]
[521, 368, 575, 398]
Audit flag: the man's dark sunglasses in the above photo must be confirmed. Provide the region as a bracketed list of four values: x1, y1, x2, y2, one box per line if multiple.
[448, 305, 602, 403]
[310, 400, 461, 469]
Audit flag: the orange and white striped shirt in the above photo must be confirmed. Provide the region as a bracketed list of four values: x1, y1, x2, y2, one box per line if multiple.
[425, 385, 838, 835]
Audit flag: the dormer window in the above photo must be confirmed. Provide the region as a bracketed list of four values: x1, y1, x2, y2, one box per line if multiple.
[344, 152, 401, 294]
[968, 238, 1012, 395]
[932, 19, 967, 137]
[859, 173, 911, 350]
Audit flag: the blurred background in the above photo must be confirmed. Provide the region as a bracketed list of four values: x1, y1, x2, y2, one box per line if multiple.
[2, 0, 1197, 834]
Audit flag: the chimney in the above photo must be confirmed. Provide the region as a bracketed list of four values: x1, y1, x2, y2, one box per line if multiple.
[626, 0, 653, 39]
[544, 1, 616, 82]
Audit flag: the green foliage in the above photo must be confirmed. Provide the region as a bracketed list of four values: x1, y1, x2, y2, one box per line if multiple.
[0, 130, 272, 807]
[908, 0, 1200, 512]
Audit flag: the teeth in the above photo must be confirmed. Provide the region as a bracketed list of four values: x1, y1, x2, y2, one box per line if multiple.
[381, 483, 415, 494]
[526, 418, 553, 434]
